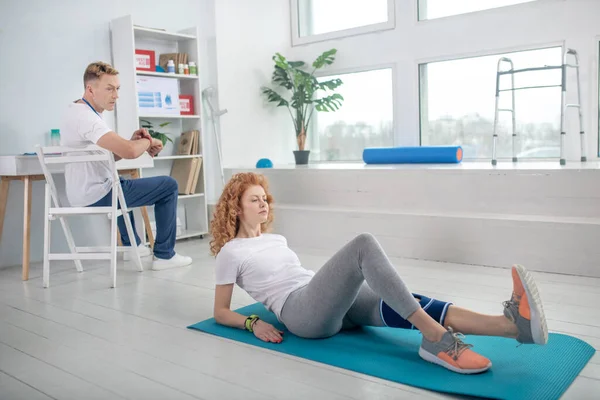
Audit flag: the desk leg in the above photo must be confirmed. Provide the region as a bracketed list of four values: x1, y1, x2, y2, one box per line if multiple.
[22, 176, 32, 281]
[0, 178, 9, 250]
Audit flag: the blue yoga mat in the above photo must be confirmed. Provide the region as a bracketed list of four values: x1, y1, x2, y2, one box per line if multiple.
[363, 145, 463, 164]
[188, 303, 595, 400]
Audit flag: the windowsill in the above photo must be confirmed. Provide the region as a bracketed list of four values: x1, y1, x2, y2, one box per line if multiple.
[226, 159, 600, 171]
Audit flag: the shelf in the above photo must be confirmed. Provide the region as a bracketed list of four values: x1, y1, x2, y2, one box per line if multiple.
[179, 193, 205, 199]
[133, 25, 196, 41]
[136, 71, 198, 80]
[154, 155, 202, 161]
[139, 115, 200, 119]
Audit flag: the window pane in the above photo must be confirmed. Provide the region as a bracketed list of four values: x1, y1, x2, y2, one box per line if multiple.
[298, 0, 389, 37]
[310, 68, 394, 162]
[419, 0, 535, 20]
[419, 47, 562, 159]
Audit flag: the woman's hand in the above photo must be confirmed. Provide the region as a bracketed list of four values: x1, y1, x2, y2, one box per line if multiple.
[252, 320, 284, 343]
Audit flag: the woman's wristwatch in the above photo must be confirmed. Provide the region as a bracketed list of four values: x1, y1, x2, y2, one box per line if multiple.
[244, 314, 260, 332]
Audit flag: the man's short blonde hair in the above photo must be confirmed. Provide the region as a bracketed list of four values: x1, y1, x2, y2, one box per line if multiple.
[83, 61, 119, 88]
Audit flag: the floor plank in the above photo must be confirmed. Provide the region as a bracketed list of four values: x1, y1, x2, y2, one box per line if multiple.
[0, 316, 202, 400]
[0, 342, 123, 400]
[0, 370, 55, 400]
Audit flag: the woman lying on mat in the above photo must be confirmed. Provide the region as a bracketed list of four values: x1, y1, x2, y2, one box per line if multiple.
[210, 172, 548, 375]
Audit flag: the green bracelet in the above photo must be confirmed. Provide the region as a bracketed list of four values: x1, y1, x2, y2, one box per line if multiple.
[245, 315, 260, 332]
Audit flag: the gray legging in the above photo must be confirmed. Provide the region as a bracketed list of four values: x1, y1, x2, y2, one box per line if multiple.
[279, 233, 422, 339]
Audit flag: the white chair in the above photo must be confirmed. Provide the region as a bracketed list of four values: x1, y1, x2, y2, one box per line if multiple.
[36, 144, 143, 288]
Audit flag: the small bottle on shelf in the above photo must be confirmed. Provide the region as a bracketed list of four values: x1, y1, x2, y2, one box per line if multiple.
[183, 64, 189, 75]
[50, 129, 61, 146]
[178, 63, 184, 74]
[189, 62, 197, 75]
[167, 60, 175, 73]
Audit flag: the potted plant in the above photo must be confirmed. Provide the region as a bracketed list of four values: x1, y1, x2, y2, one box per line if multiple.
[139, 119, 174, 146]
[261, 49, 344, 165]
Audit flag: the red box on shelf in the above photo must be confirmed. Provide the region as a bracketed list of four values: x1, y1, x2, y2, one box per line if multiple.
[179, 95, 195, 115]
[135, 49, 155, 71]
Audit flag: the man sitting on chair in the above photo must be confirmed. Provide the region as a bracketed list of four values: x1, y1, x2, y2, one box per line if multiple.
[60, 61, 192, 270]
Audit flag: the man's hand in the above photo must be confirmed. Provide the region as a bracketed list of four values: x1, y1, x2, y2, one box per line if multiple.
[131, 129, 152, 141]
[148, 138, 163, 157]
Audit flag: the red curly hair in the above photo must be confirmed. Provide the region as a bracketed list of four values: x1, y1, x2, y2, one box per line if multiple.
[209, 172, 275, 256]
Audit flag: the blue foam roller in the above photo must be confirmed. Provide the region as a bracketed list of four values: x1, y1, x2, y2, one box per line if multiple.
[363, 146, 463, 164]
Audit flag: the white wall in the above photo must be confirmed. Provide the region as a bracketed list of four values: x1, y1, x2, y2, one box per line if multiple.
[214, 0, 296, 168]
[0, 0, 218, 268]
[214, 0, 600, 167]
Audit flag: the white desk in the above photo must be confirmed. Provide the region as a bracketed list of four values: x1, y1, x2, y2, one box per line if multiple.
[0, 154, 154, 280]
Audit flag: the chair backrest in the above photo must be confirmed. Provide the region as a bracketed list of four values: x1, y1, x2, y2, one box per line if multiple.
[36, 144, 117, 208]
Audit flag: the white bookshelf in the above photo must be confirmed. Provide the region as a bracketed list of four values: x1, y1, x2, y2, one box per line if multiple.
[110, 15, 209, 242]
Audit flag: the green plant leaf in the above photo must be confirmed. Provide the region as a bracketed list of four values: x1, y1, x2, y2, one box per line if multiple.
[158, 122, 171, 128]
[314, 93, 344, 112]
[290, 86, 312, 109]
[312, 49, 337, 69]
[288, 61, 305, 68]
[318, 78, 343, 91]
[273, 53, 289, 70]
[272, 65, 293, 90]
[261, 87, 289, 107]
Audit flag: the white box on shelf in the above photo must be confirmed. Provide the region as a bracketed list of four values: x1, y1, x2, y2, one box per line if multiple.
[136, 76, 180, 115]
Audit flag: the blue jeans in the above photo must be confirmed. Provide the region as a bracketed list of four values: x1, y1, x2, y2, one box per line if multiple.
[89, 176, 178, 259]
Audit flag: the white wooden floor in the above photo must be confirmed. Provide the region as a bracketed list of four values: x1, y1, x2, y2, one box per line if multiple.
[0, 238, 598, 400]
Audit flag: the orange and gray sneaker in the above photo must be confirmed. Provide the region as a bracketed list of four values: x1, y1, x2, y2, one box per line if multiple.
[419, 328, 492, 374]
[503, 264, 548, 345]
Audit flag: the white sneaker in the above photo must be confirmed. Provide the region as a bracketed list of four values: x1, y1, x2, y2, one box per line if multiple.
[152, 253, 192, 271]
[123, 244, 152, 261]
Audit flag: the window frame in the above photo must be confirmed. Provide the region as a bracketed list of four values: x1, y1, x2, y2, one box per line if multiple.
[416, 0, 563, 22]
[308, 63, 398, 163]
[417, 42, 565, 157]
[290, 0, 396, 47]
[595, 36, 600, 158]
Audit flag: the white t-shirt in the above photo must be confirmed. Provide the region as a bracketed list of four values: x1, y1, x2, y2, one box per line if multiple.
[215, 233, 315, 319]
[60, 102, 113, 206]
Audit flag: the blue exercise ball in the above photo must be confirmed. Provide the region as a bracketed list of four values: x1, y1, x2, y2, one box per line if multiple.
[256, 158, 273, 168]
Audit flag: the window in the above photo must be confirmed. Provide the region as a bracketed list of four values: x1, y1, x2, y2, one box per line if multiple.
[419, 47, 562, 159]
[418, 0, 536, 20]
[292, 0, 394, 45]
[309, 68, 394, 162]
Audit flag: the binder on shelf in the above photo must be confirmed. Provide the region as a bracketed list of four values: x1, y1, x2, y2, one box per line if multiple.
[190, 132, 203, 194]
[170, 130, 202, 195]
